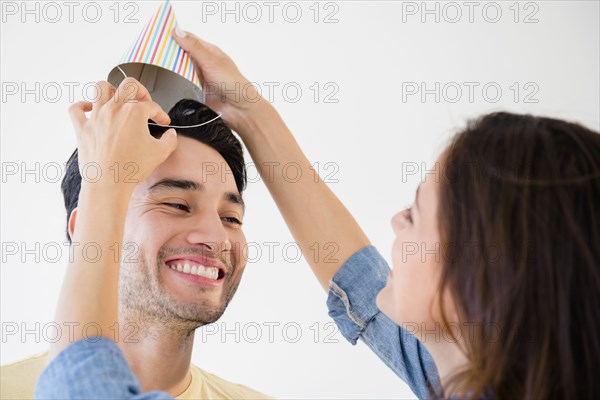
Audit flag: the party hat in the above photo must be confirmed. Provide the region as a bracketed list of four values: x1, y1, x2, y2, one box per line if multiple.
[107, 1, 203, 112]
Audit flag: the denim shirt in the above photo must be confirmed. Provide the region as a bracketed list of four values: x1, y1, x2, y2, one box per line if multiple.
[327, 246, 441, 399]
[35, 246, 439, 399]
[34, 336, 173, 399]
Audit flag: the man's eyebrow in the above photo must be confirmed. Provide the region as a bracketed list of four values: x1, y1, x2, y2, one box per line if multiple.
[148, 178, 244, 210]
[148, 179, 203, 193]
[225, 192, 245, 210]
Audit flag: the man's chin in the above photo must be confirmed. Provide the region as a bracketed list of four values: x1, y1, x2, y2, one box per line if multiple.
[157, 262, 238, 324]
[161, 294, 227, 325]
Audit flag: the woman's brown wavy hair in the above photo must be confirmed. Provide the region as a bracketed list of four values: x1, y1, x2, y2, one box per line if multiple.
[437, 112, 600, 398]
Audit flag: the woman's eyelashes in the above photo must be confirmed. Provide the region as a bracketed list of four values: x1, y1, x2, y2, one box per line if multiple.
[403, 205, 413, 224]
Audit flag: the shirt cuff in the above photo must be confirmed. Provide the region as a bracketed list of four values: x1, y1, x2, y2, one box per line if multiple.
[34, 337, 172, 399]
[326, 246, 390, 345]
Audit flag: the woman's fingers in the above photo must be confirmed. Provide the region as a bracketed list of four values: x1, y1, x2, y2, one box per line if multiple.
[172, 28, 213, 62]
[92, 81, 116, 113]
[171, 29, 231, 78]
[112, 78, 170, 124]
[156, 128, 178, 159]
[114, 77, 152, 104]
[66, 77, 176, 187]
[138, 100, 171, 126]
[170, 28, 254, 118]
[172, 29, 208, 86]
[68, 101, 92, 132]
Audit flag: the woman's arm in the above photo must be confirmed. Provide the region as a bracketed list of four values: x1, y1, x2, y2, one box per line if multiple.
[35, 78, 178, 399]
[171, 32, 442, 398]
[49, 78, 177, 361]
[173, 31, 371, 291]
[326, 246, 441, 398]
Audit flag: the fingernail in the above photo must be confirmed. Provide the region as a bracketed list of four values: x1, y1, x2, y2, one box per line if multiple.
[175, 26, 186, 38]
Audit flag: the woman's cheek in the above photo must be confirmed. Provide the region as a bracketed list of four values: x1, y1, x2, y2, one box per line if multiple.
[391, 236, 405, 271]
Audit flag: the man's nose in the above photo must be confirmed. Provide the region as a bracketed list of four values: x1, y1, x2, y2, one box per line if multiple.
[184, 210, 230, 253]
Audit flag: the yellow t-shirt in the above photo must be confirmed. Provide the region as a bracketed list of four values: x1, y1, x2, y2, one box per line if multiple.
[1, 352, 271, 399]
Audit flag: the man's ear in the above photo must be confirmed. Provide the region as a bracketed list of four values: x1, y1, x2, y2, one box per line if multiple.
[68, 208, 78, 239]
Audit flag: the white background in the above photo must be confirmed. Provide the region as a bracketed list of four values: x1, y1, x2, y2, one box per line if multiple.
[1, 1, 599, 398]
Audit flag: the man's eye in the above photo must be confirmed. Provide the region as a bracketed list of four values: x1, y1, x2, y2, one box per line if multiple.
[162, 203, 190, 212]
[222, 216, 243, 226]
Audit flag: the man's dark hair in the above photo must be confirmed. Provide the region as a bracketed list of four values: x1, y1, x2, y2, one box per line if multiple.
[61, 99, 247, 242]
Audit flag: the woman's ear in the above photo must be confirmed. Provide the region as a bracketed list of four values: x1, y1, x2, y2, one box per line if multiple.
[68, 208, 78, 239]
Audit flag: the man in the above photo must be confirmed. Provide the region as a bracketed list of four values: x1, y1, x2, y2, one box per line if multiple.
[1, 94, 270, 399]
[33, 28, 431, 399]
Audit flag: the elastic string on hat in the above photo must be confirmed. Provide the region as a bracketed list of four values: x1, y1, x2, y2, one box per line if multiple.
[116, 65, 222, 129]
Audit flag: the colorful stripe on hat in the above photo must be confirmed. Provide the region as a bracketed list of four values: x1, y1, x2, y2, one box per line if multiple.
[120, 1, 199, 87]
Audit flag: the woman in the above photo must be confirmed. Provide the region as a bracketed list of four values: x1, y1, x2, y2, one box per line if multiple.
[35, 29, 600, 399]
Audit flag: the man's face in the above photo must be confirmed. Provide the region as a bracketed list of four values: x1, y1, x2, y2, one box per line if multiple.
[120, 136, 247, 328]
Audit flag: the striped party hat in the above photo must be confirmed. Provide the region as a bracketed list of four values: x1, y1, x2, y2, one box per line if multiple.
[107, 0, 202, 111]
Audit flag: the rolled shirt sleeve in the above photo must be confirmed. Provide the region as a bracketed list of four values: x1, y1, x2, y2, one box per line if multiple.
[327, 246, 441, 399]
[34, 337, 173, 400]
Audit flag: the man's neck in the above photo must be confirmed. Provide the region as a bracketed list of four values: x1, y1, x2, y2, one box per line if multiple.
[117, 317, 196, 397]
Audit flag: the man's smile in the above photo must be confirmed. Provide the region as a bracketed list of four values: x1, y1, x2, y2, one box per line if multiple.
[163, 254, 228, 288]
[167, 261, 220, 280]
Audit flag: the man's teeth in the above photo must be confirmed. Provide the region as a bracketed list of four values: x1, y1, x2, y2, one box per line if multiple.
[168, 262, 219, 280]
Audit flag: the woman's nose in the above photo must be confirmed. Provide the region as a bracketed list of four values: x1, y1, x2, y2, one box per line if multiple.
[391, 210, 408, 234]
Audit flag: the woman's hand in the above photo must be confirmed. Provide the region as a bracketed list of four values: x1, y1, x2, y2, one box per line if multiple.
[69, 78, 178, 190]
[172, 29, 268, 134]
